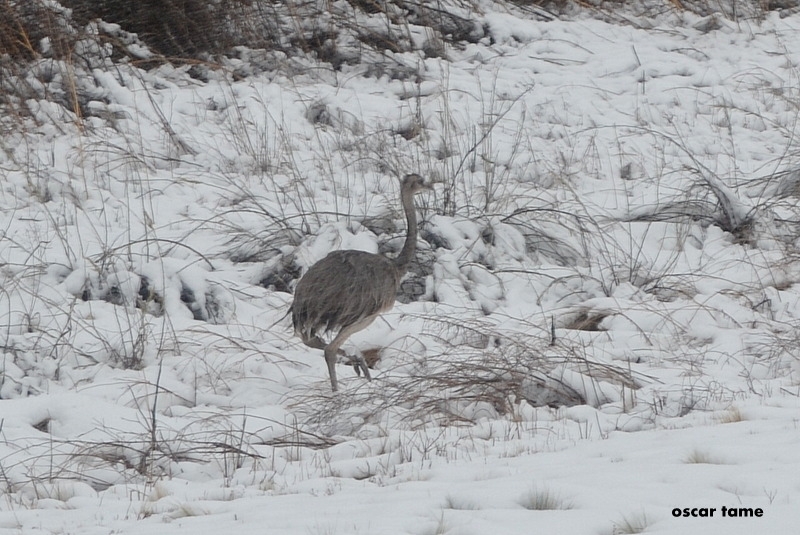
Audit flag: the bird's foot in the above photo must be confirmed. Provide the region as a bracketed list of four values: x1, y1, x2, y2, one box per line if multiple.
[344, 352, 372, 381]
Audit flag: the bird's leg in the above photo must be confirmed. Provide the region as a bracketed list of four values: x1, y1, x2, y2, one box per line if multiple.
[301, 335, 350, 359]
[303, 334, 366, 389]
[302, 335, 326, 351]
[302, 335, 340, 391]
[358, 357, 372, 381]
[323, 316, 378, 391]
[323, 345, 339, 392]
[349, 350, 372, 381]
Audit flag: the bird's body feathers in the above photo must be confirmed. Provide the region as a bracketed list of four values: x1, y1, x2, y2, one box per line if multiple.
[291, 250, 400, 340]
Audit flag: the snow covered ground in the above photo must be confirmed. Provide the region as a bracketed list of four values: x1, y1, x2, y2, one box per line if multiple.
[1, 4, 800, 534]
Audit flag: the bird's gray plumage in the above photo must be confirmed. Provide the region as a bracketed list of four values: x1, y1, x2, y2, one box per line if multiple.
[291, 173, 429, 391]
[292, 250, 400, 339]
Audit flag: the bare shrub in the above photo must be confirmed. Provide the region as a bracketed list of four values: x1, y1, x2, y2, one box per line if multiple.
[611, 510, 652, 534]
[61, 0, 258, 58]
[0, 1, 75, 60]
[292, 316, 639, 434]
[518, 485, 575, 510]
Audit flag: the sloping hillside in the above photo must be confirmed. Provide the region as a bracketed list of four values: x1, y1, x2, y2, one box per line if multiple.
[1, 1, 800, 533]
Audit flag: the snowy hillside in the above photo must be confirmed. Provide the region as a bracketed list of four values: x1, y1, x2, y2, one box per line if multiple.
[1, 1, 800, 533]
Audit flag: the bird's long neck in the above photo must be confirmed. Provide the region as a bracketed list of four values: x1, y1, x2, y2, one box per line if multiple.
[393, 190, 418, 274]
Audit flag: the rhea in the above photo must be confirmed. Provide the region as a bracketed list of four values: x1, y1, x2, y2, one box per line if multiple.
[291, 174, 430, 391]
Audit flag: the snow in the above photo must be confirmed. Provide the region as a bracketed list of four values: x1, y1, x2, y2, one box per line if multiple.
[1, 4, 800, 534]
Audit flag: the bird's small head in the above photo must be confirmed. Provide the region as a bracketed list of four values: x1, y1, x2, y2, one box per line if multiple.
[401, 173, 431, 195]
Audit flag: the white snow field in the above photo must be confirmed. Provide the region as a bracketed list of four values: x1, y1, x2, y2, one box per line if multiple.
[1, 2, 800, 534]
